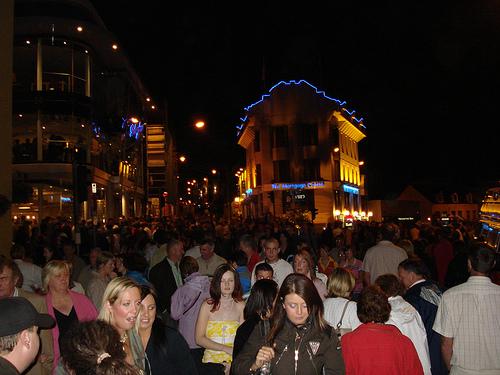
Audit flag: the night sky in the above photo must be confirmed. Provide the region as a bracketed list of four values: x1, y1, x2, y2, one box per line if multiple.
[89, 1, 500, 199]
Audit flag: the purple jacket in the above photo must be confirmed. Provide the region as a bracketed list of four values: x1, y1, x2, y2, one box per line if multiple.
[170, 272, 210, 348]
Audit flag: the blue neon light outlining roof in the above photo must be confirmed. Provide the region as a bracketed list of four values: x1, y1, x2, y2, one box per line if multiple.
[236, 79, 365, 135]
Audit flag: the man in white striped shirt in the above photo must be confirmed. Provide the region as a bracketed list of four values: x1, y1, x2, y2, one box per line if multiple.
[433, 244, 500, 375]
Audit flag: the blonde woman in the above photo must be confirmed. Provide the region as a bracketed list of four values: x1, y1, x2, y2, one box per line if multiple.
[98, 276, 146, 373]
[323, 267, 361, 333]
[43, 260, 98, 372]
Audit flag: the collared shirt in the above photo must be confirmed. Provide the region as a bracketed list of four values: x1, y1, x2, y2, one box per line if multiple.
[195, 254, 226, 277]
[408, 279, 426, 289]
[433, 276, 500, 374]
[167, 258, 183, 287]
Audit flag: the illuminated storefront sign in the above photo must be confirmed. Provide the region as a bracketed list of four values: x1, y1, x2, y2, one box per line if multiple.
[246, 188, 253, 195]
[343, 185, 359, 194]
[271, 181, 325, 190]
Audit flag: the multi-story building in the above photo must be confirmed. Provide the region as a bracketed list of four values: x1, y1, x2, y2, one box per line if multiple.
[236, 80, 368, 225]
[11, 0, 167, 222]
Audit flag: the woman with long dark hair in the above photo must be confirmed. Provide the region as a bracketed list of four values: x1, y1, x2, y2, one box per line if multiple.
[232, 273, 345, 375]
[232, 278, 278, 360]
[137, 284, 197, 375]
[195, 263, 245, 374]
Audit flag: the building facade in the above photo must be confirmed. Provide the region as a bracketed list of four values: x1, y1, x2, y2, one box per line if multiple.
[11, 0, 164, 222]
[368, 184, 481, 224]
[236, 80, 368, 225]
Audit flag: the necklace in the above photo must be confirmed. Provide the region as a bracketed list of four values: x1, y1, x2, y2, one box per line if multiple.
[120, 332, 128, 352]
[120, 332, 128, 343]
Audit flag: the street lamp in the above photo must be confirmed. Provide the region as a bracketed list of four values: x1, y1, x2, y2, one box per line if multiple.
[211, 169, 217, 175]
[195, 121, 205, 129]
[179, 155, 186, 163]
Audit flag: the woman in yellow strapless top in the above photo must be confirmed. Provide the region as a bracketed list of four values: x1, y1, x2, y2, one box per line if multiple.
[195, 263, 245, 375]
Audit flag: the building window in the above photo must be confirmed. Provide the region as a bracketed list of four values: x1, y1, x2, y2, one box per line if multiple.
[254, 130, 260, 152]
[333, 160, 340, 181]
[13, 44, 35, 93]
[42, 44, 88, 95]
[273, 126, 288, 148]
[334, 190, 341, 208]
[330, 127, 339, 147]
[256, 164, 262, 186]
[344, 192, 350, 208]
[353, 194, 359, 211]
[304, 159, 320, 180]
[273, 160, 290, 181]
[301, 123, 318, 146]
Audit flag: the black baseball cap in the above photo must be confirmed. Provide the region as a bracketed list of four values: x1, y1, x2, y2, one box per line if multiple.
[0, 297, 55, 337]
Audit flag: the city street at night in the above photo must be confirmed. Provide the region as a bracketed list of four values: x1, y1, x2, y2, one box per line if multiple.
[0, 1, 499, 375]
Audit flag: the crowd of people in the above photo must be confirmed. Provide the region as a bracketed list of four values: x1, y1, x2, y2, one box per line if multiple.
[1, 212, 499, 374]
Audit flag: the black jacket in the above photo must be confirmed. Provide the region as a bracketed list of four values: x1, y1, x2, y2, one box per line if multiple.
[404, 280, 447, 375]
[145, 320, 198, 375]
[232, 319, 345, 375]
[148, 258, 177, 315]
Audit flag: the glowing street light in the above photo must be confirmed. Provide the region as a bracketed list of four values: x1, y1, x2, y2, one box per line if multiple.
[195, 121, 205, 129]
[211, 169, 217, 175]
[179, 155, 186, 163]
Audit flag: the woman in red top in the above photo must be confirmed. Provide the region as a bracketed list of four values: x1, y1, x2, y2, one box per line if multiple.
[341, 285, 423, 375]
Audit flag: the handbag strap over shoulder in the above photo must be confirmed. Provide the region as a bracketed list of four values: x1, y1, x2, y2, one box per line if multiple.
[336, 300, 350, 330]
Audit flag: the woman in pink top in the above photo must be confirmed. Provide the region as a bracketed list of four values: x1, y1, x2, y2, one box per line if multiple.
[42, 260, 98, 372]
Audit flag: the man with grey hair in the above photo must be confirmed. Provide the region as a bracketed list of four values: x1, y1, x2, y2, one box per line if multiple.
[0, 297, 54, 375]
[149, 239, 185, 316]
[195, 236, 226, 277]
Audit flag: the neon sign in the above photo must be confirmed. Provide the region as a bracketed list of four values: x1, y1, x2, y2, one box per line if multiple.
[343, 185, 359, 194]
[121, 117, 144, 140]
[272, 181, 325, 190]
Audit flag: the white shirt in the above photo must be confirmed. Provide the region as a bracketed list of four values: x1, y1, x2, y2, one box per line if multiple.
[387, 296, 431, 375]
[433, 276, 500, 374]
[251, 259, 293, 287]
[323, 297, 361, 331]
[14, 259, 42, 292]
[362, 240, 408, 284]
[185, 245, 201, 259]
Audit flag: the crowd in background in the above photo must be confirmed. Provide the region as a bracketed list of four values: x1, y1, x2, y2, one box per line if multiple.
[2, 212, 499, 374]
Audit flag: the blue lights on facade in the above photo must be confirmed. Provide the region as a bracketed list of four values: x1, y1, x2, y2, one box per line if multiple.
[236, 79, 365, 136]
[121, 117, 145, 140]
